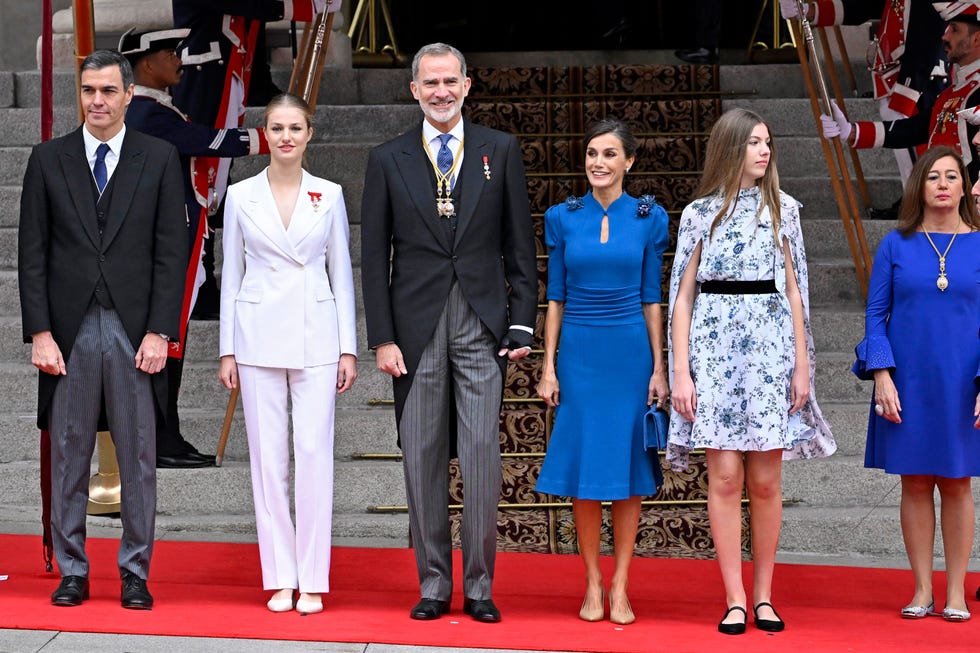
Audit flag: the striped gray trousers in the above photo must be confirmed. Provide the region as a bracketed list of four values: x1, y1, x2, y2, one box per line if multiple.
[399, 282, 503, 601]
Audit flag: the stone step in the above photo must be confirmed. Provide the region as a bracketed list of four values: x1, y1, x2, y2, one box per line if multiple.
[802, 218, 891, 260]
[0, 147, 29, 186]
[725, 97, 884, 134]
[0, 401, 399, 465]
[820, 402, 873, 457]
[0, 502, 410, 546]
[806, 258, 865, 306]
[774, 137, 899, 178]
[783, 175, 903, 219]
[0, 187, 19, 228]
[780, 504, 980, 558]
[0, 457, 410, 515]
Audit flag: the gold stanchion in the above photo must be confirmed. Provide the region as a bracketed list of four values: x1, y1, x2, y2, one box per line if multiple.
[790, 2, 872, 295]
[347, 0, 406, 67]
[87, 432, 121, 515]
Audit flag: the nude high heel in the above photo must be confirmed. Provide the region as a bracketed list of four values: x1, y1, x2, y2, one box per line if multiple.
[609, 593, 635, 625]
[579, 588, 605, 622]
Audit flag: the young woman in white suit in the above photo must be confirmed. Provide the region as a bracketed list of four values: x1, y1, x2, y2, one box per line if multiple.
[218, 93, 357, 615]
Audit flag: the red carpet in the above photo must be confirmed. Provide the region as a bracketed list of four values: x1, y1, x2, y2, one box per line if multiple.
[0, 534, 976, 652]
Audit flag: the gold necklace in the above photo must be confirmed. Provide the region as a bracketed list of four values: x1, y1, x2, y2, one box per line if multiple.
[921, 222, 960, 291]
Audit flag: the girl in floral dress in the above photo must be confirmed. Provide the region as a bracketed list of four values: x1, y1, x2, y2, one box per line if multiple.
[667, 108, 835, 635]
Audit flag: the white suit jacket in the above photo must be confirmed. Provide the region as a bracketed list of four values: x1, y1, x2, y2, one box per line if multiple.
[219, 168, 356, 368]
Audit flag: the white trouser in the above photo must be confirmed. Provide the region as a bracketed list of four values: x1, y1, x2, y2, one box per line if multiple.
[238, 362, 337, 593]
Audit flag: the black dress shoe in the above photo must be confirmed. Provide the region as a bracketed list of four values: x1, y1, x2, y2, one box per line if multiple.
[463, 598, 501, 623]
[184, 450, 217, 464]
[190, 310, 220, 321]
[410, 598, 449, 620]
[674, 47, 719, 64]
[51, 575, 89, 606]
[120, 570, 153, 610]
[156, 452, 213, 468]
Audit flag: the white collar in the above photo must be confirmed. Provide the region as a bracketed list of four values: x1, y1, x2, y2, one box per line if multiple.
[82, 123, 126, 159]
[953, 58, 980, 87]
[422, 118, 464, 146]
[134, 84, 188, 112]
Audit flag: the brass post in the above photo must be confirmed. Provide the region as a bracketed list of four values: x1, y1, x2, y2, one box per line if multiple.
[87, 432, 121, 515]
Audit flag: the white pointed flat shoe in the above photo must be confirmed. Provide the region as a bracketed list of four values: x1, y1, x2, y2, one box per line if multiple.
[296, 595, 323, 615]
[267, 591, 295, 613]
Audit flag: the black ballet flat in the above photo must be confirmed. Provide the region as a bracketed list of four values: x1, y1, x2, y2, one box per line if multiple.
[718, 605, 747, 635]
[753, 601, 785, 632]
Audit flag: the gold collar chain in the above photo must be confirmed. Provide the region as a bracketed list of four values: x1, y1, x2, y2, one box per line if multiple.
[921, 222, 960, 292]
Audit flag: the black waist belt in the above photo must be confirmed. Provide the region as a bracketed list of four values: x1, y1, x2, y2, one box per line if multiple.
[700, 280, 777, 294]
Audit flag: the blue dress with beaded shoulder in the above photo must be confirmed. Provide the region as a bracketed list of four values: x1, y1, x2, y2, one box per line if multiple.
[854, 229, 980, 476]
[535, 192, 670, 500]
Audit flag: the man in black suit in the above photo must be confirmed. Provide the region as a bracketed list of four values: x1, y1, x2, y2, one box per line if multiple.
[18, 50, 187, 609]
[361, 42, 537, 623]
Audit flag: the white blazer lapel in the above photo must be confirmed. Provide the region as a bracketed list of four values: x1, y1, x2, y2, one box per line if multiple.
[286, 170, 324, 256]
[243, 169, 303, 264]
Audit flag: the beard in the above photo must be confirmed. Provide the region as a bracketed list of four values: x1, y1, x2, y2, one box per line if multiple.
[420, 98, 462, 125]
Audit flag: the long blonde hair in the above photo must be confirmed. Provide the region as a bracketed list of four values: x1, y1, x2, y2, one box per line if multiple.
[698, 108, 781, 240]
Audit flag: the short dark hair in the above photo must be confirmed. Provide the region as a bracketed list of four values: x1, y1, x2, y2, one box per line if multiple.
[583, 119, 638, 159]
[80, 49, 134, 89]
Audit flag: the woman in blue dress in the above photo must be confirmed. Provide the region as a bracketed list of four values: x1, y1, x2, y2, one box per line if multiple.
[535, 119, 670, 625]
[854, 145, 980, 622]
[668, 108, 835, 635]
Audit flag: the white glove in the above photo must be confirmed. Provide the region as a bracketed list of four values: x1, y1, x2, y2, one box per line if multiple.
[780, 0, 802, 20]
[958, 106, 980, 126]
[820, 114, 840, 139]
[821, 99, 852, 141]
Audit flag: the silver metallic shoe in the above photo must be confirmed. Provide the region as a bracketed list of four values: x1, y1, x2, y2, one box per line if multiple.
[900, 601, 934, 619]
[942, 606, 971, 622]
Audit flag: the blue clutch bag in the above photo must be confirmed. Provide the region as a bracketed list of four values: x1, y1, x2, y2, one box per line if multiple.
[643, 405, 668, 489]
[643, 405, 669, 451]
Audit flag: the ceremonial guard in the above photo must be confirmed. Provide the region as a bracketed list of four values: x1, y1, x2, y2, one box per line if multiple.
[121, 28, 270, 468]
[784, 0, 948, 182]
[170, 0, 335, 319]
[822, 2, 980, 182]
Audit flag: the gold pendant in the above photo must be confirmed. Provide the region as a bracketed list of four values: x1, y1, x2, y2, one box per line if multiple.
[937, 274, 948, 291]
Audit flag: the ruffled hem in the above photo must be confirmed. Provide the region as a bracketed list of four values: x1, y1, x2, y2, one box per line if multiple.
[665, 411, 836, 472]
[853, 335, 895, 380]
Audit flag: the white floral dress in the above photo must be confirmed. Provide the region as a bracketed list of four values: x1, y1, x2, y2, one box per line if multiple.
[666, 187, 835, 471]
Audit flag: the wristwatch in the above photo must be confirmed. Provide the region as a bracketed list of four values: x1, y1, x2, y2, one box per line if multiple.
[148, 331, 170, 342]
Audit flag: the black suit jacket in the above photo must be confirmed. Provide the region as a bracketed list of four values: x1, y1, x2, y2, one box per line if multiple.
[360, 119, 537, 429]
[18, 127, 188, 428]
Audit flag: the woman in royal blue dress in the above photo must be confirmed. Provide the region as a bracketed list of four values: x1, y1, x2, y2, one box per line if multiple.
[535, 119, 670, 625]
[854, 145, 980, 622]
